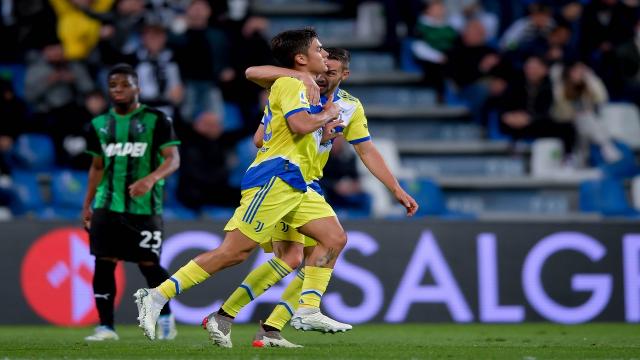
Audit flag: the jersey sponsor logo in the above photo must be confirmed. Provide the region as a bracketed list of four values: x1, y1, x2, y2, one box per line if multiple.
[20, 228, 126, 325]
[102, 142, 148, 157]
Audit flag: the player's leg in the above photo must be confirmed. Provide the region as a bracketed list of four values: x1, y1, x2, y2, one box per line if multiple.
[138, 261, 176, 340]
[286, 191, 352, 332]
[86, 256, 120, 341]
[135, 229, 258, 340]
[86, 209, 120, 341]
[254, 243, 314, 348]
[205, 224, 304, 348]
[219, 240, 302, 320]
[136, 177, 303, 341]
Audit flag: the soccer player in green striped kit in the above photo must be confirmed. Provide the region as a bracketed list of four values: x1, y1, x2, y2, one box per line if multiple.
[82, 64, 181, 341]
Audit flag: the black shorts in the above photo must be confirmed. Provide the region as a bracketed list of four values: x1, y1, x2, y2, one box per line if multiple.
[89, 209, 164, 262]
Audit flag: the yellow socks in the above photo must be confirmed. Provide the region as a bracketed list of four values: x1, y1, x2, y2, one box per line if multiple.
[264, 268, 304, 330]
[157, 260, 210, 299]
[221, 257, 293, 317]
[298, 266, 333, 308]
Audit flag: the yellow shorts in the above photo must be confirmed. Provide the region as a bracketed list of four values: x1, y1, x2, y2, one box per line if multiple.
[268, 221, 318, 253]
[224, 177, 334, 249]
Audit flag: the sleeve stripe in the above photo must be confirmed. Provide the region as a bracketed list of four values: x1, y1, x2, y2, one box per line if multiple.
[348, 136, 371, 145]
[159, 140, 181, 149]
[284, 107, 309, 119]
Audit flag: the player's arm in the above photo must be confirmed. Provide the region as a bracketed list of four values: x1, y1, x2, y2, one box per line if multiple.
[287, 94, 339, 135]
[246, 65, 320, 105]
[254, 124, 264, 148]
[129, 146, 180, 197]
[353, 140, 419, 216]
[82, 156, 104, 229]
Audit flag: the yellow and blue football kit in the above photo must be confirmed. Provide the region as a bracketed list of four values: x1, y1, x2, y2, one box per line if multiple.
[224, 77, 335, 246]
[268, 87, 372, 249]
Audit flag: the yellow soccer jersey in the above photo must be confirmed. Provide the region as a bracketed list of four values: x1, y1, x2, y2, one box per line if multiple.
[242, 77, 320, 191]
[308, 88, 371, 192]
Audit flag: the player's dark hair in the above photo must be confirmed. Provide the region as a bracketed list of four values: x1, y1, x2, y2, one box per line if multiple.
[326, 48, 350, 70]
[108, 63, 139, 83]
[271, 28, 318, 68]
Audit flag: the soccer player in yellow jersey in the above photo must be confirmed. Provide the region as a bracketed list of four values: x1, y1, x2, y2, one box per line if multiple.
[134, 29, 363, 347]
[220, 48, 419, 347]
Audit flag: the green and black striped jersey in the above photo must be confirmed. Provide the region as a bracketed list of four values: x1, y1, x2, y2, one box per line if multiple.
[86, 105, 180, 215]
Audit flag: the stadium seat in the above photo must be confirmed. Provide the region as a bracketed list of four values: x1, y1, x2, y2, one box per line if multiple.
[11, 134, 55, 171]
[400, 38, 422, 74]
[579, 178, 638, 216]
[202, 206, 236, 220]
[590, 142, 640, 179]
[400, 178, 446, 216]
[10, 171, 44, 215]
[223, 102, 243, 131]
[599, 103, 640, 149]
[163, 205, 199, 220]
[50, 170, 88, 209]
[163, 173, 180, 207]
[487, 111, 511, 141]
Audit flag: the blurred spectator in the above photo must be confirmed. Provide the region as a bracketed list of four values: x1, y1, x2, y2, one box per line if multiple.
[174, 113, 248, 209]
[500, 1, 555, 52]
[615, 17, 640, 107]
[57, 90, 108, 169]
[133, 21, 183, 118]
[170, 0, 230, 123]
[24, 42, 94, 123]
[219, 15, 274, 128]
[0, 79, 28, 174]
[411, 0, 458, 101]
[516, 23, 576, 66]
[144, 0, 190, 31]
[449, 0, 499, 41]
[446, 19, 499, 123]
[551, 61, 621, 164]
[49, 0, 114, 60]
[320, 137, 370, 214]
[1, 0, 59, 60]
[497, 55, 576, 154]
[579, 0, 638, 87]
[74, 0, 147, 65]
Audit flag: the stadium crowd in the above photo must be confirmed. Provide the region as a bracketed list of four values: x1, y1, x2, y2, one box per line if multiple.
[1, 0, 640, 218]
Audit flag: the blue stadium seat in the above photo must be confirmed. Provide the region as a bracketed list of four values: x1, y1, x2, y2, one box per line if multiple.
[202, 206, 236, 220]
[579, 178, 638, 216]
[50, 170, 88, 209]
[163, 205, 199, 220]
[400, 38, 422, 74]
[400, 179, 446, 216]
[590, 142, 640, 179]
[487, 111, 511, 141]
[163, 173, 180, 207]
[12, 134, 55, 171]
[223, 102, 243, 131]
[10, 171, 44, 215]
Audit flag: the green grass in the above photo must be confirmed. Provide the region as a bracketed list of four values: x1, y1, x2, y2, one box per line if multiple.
[0, 324, 638, 359]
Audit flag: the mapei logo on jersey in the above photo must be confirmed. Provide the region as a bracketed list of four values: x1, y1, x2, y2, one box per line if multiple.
[21, 228, 126, 326]
[102, 142, 148, 157]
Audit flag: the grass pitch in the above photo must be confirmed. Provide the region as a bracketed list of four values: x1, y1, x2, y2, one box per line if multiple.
[0, 323, 638, 359]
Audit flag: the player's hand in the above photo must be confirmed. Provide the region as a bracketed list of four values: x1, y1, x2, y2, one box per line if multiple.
[322, 94, 340, 120]
[82, 206, 92, 231]
[128, 176, 156, 197]
[393, 187, 419, 217]
[320, 119, 344, 143]
[300, 73, 320, 105]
